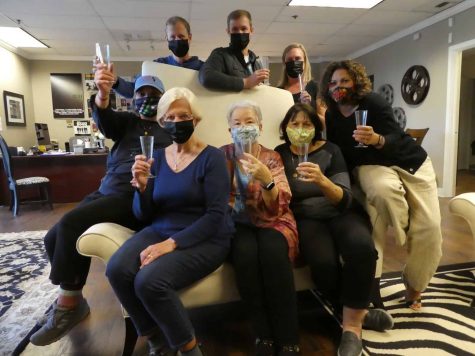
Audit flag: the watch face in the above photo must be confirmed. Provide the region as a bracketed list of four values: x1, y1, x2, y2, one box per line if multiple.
[265, 181, 275, 190]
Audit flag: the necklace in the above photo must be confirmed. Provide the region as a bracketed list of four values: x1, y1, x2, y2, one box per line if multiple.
[171, 143, 198, 172]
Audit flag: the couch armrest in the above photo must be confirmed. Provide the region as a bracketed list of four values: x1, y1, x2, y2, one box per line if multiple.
[449, 193, 475, 239]
[77, 222, 135, 263]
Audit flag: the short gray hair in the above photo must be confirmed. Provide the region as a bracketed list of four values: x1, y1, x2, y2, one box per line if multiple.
[156, 87, 202, 123]
[226, 100, 263, 126]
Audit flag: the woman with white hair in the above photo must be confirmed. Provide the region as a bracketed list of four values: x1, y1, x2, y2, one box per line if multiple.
[221, 100, 300, 356]
[106, 87, 234, 356]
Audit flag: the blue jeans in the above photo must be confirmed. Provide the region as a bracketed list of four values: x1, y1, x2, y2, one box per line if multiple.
[106, 226, 229, 349]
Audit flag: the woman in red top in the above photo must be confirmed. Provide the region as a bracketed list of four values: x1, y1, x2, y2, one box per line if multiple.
[221, 100, 299, 356]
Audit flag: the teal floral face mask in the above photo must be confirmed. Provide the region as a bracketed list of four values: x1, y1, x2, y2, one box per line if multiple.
[231, 125, 260, 143]
[286, 127, 315, 145]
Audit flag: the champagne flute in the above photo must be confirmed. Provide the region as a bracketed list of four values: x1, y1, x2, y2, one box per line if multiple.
[239, 138, 254, 179]
[296, 142, 309, 180]
[355, 110, 368, 148]
[140, 135, 155, 178]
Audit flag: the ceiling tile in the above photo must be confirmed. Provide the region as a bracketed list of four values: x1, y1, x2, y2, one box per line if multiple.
[0, 0, 96, 16]
[102, 16, 168, 32]
[190, 4, 282, 21]
[265, 22, 345, 36]
[374, 0, 436, 11]
[353, 10, 431, 26]
[9, 14, 104, 30]
[28, 28, 114, 41]
[90, 0, 190, 18]
[334, 23, 403, 37]
[275, 6, 366, 23]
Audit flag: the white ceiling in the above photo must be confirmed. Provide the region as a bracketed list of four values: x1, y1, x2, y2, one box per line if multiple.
[0, 0, 467, 61]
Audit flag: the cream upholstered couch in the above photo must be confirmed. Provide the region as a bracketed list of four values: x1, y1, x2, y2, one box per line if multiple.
[76, 63, 315, 355]
[449, 193, 475, 238]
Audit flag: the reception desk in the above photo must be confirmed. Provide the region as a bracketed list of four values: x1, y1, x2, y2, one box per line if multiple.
[0, 153, 107, 204]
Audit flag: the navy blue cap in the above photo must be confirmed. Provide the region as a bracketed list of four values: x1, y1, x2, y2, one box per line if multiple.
[134, 75, 165, 93]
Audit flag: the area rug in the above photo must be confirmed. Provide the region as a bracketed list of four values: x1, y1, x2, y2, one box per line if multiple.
[0, 230, 56, 356]
[362, 263, 475, 356]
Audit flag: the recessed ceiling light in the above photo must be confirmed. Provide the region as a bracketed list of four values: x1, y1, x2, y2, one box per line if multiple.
[0, 27, 47, 48]
[288, 0, 384, 8]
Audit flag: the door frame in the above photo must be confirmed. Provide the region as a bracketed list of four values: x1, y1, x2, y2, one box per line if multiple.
[443, 38, 475, 197]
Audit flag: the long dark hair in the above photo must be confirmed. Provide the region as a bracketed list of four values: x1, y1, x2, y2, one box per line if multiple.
[279, 103, 323, 145]
[320, 60, 372, 112]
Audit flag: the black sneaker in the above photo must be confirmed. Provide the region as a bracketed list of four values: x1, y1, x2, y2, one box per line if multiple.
[337, 331, 362, 356]
[30, 299, 90, 346]
[363, 308, 394, 331]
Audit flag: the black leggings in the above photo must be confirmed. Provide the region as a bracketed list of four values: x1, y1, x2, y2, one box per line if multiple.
[298, 206, 377, 310]
[231, 223, 299, 346]
[44, 191, 143, 290]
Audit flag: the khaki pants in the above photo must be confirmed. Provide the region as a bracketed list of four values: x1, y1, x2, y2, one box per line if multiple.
[354, 157, 442, 292]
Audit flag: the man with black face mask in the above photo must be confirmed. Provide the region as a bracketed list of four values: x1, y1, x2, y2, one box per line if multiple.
[30, 70, 171, 347]
[111, 16, 204, 99]
[199, 9, 270, 92]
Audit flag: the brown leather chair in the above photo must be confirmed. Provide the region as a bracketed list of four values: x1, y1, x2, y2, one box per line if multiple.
[405, 128, 429, 145]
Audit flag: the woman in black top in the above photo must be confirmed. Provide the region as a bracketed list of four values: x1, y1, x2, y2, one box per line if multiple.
[276, 104, 393, 356]
[321, 60, 442, 313]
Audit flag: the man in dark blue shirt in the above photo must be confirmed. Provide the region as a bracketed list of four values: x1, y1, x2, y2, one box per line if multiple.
[113, 16, 204, 98]
[30, 74, 171, 347]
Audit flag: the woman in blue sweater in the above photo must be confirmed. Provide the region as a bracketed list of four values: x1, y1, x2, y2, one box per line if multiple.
[106, 87, 234, 356]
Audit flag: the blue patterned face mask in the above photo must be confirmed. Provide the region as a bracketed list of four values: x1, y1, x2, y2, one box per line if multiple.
[231, 125, 260, 144]
[134, 96, 160, 117]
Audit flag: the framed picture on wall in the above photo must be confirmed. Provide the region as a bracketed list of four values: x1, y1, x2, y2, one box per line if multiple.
[3, 91, 26, 126]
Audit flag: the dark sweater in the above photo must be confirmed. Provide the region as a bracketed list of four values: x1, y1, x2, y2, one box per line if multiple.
[91, 96, 172, 196]
[199, 47, 262, 92]
[113, 55, 204, 99]
[133, 146, 234, 248]
[325, 92, 427, 174]
[275, 142, 352, 220]
[279, 80, 318, 111]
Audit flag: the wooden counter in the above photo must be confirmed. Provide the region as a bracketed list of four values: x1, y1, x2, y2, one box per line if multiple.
[0, 153, 107, 204]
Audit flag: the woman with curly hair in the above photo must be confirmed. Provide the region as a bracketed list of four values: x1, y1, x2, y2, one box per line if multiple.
[321, 60, 442, 315]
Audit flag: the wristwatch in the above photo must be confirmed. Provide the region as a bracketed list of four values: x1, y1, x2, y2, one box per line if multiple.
[262, 180, 275, 191]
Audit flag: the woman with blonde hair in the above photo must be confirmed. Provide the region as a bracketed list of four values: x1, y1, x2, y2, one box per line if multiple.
[106, 87, 234, 356]
[278, 43, 324, 118]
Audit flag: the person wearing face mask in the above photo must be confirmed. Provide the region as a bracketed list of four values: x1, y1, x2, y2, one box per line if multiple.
[106, 87, 234, 356]
[220, 101, 300, 356]
[30, 70, 171, 346]
[111, 16, 204, 99]
[322, 61, 442, 315]
[277, 44, 317, 109]
[275, 103, 393, 356]
[199, 10, 270, 92]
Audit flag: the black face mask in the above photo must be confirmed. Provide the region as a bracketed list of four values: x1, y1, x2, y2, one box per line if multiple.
[285, 60, 304, 78]
[163, 120, 194, 144]
[168, 39, 189, 58]
[229, 33, 250, 51]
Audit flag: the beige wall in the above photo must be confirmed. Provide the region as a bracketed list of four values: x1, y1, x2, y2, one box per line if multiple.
[30, 60, 141, 150]
[0, 47, 36, 148]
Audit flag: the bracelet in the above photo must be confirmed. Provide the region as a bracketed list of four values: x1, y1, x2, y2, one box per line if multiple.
[377, 134, 383, 146]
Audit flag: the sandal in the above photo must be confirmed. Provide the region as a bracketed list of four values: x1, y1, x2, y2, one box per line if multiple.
[401, 270, 422, 311]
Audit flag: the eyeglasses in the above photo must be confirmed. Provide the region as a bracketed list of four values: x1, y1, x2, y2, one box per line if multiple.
[163, 113, 193, 122]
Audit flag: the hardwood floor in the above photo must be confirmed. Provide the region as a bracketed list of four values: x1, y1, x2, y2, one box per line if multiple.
[2, 171, 474, 356]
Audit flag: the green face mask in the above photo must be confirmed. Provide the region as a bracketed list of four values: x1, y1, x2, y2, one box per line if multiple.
[286, 127, 315, 145]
